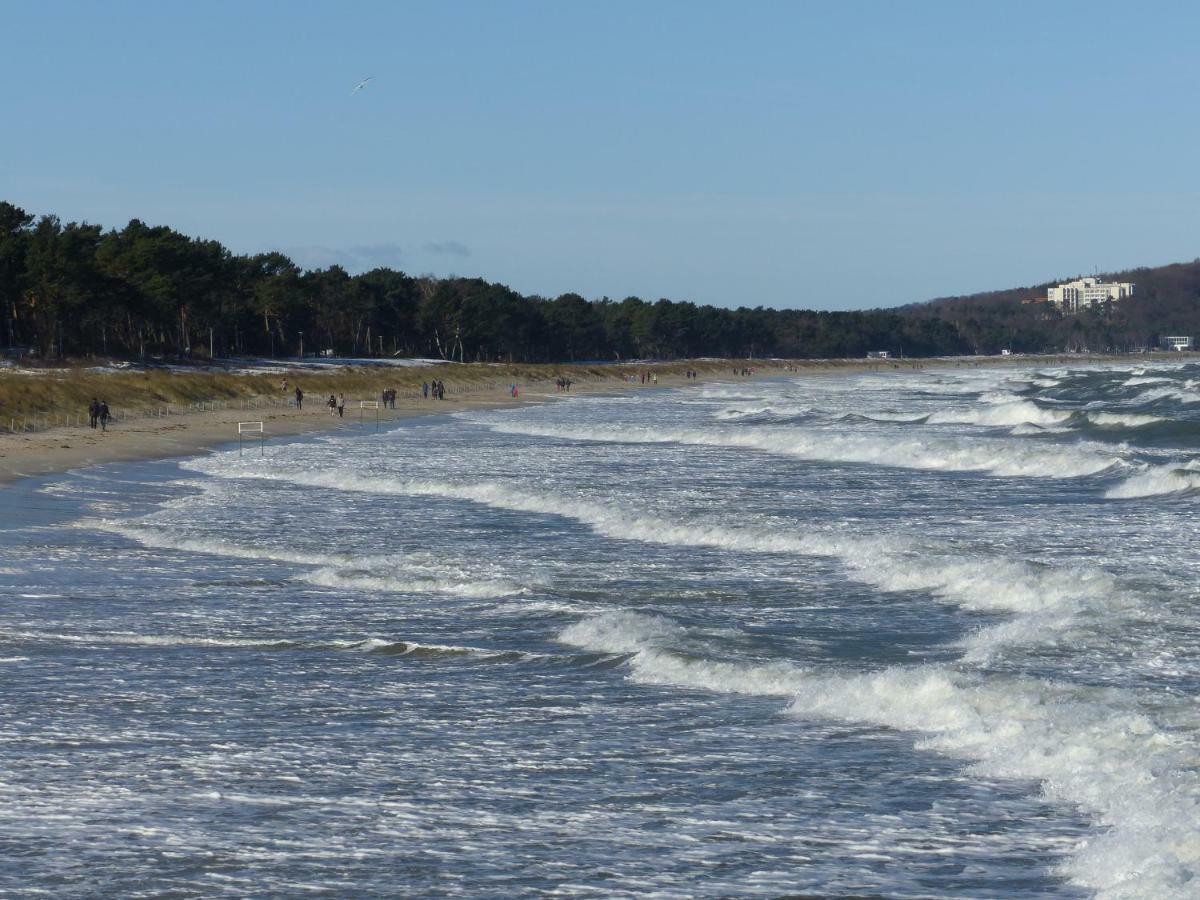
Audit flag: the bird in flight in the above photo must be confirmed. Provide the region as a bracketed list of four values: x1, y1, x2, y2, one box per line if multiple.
[351, 76, 373, 95]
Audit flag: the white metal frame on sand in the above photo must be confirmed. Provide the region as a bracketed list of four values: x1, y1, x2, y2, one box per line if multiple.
[237, 421, 265, 456]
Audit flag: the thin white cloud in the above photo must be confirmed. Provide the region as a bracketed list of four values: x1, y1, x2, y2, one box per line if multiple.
[423, 240, 472, 258]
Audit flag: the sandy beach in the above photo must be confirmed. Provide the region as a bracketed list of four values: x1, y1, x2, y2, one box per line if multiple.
[0, 369, 724, 486]
[0, 353, 1162, 488]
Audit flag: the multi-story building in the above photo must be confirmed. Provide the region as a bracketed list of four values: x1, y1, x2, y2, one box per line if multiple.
[1047, 277, 1134, 313]
[1160, 335, 1193, 352]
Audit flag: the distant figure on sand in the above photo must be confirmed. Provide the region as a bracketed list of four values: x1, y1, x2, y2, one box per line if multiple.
[337, 394, 346, 417]
[422, 381, 429, 399]
[98, 401, 110, 432]
[328, 394, 337, 416]
[294, 387, 303, 409]
[88, 398, 99, 429]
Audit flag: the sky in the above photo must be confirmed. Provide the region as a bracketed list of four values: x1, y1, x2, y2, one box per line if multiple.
[5, 0, 1200, 310]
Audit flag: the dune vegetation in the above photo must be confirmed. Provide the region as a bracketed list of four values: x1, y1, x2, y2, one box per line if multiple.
[0, 359, 779, 424]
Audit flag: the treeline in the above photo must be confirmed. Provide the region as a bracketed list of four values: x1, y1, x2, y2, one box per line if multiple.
[0, 202, 966, 362]
[6, 200, 1199, 362]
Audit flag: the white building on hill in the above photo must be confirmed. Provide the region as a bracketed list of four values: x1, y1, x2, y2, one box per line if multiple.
[1047, 277, 1134, 313]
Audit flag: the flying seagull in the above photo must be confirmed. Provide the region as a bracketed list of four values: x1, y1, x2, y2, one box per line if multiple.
[351, 76, 373, 95]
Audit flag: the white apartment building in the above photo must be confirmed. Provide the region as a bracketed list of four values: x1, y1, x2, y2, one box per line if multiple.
[1047, 277, 1134, 313]
[1160, 335, 1193, 352]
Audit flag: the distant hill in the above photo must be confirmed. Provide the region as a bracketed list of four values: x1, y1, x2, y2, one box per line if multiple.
[908, 259, 1200, 353]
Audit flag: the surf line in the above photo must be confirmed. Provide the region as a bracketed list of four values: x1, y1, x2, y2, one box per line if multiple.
[194, 466, 1135, 660]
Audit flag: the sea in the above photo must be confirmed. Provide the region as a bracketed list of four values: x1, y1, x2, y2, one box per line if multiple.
[3, 360, 1200, 898]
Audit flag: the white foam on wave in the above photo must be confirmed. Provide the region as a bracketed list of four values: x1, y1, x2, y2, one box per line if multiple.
[849, 411, 929, 424]
[0, 627, 295, 650]
[927, 399, 1073, 429]
[1105, 460, 1200, 499]
[1087, 411, 1165, 429]
[711, 403, 812, 421]
[304, 566, 525, 600]
[1009, 423, 1076, 436]
[88, 520, 524, 599]
[334, 637, 540, 661]
[90, 520, 336, 567]
[1131, 386, 1200, 405]
[1, 628, 536, 661]
[1124, 376, 1172, 387]
[478, 420, 1120, 479]
[558, 609, 1200, 899]
[197, 467, 1132, 658]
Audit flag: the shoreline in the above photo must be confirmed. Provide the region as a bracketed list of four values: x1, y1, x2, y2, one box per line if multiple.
[0, 369, 726, 488]
[0, 353, 1170, 489]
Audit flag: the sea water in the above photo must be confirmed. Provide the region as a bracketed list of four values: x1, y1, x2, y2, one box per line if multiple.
[3, 361, 1200, 897]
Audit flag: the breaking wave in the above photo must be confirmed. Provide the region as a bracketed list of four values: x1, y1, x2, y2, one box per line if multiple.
[475, 421, 1121, 479]
[89, 520, 526, 599]
[189, 466, 1133, 660]
[1086, 411, 1165, 429]
[927, 399, 1073, 428]
[1105, 461, 1200, 499]
[558, 609, 1200, 899]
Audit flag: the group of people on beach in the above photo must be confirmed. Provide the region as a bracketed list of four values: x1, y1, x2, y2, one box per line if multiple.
[87, 398, 111, 432]
[290, 383, 440, 412]
[554, 378, 573, 392]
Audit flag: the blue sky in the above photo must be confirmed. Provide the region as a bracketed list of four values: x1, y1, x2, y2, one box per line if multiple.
[4, 1, 1200, 309]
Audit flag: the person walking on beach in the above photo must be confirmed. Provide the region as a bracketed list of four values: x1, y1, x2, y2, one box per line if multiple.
[88, 398, 99, 429]
[337, 394, 346, 417]
[328, 394, 337, 416]
[294, 387, 303, 409]
[98, 401, 110, 432]
[422, 381, 429, 399]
